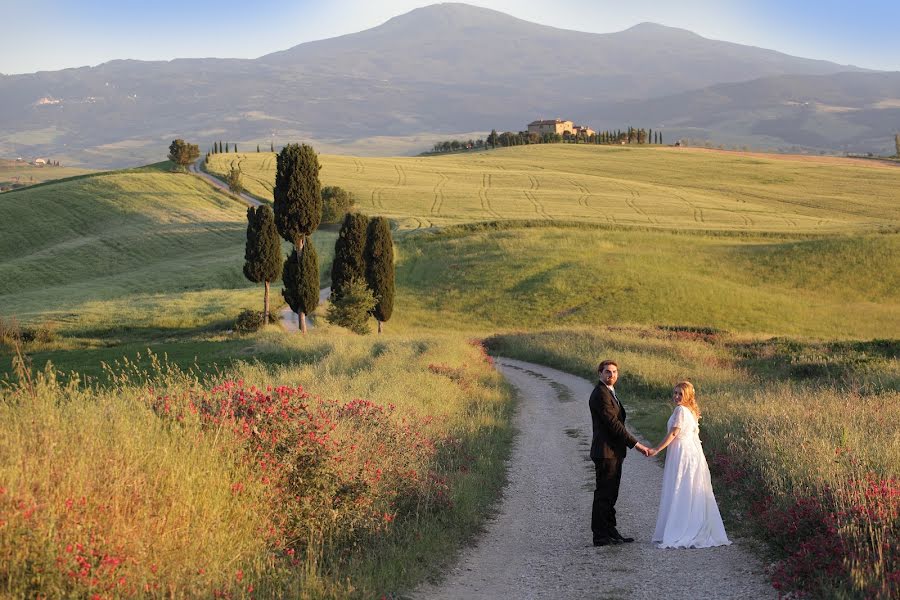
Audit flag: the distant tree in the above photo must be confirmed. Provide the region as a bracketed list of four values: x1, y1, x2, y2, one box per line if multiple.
[257, 144, 260, 153]
[331, 212, 369, 302]
[325, 277, 376, 334]
[243, 205, 283, 323]
[488, 129, 498, 148]
[225, 143, 230, 153]
[659, 132, 663, 145]
[648, 128, 653, 144]
[234, 144, 238, 153]
[167, 139, 200, 172]
[895, 133, 900, 157]
[364, 217, 395, 334]
[270, 140, 275, 152]
[226, 166, 243, 195]
[274, 143, 322, 333]
[219, 140, 223, 154]
[321, 186, 356, 223]
[282, 243, 319, 333]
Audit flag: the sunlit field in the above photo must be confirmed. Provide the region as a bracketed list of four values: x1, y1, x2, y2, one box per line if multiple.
[207, 145, 900, 233]
[0, 162, 335, 340]
[389, 225, 899, 339]
[2, 147, 897, 598]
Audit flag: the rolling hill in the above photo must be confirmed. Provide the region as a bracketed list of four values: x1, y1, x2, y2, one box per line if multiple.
[0, 163, 334, 334]
[207, 144, 900, 233]
[2, 3, 893, 168]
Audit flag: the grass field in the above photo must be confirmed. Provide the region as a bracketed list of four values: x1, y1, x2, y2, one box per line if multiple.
[207, 145, 900, 233]
[0, 162, 335, 340]
[388, 225, 900, 339]
[0, 160, 92, 192]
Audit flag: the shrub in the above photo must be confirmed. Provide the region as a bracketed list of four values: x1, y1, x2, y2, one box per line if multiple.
[234, 309, 275, 333]
[321, 186, 355, 223]
[325, 277, 377, 334]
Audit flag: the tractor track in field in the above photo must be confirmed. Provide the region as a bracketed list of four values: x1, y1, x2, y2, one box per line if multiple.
[625, 191, 656, 225]
[431, 172, 449, 215]
[523, 190, 554, 221]
[353, 158, 365, 174]
[395, 164, 407, 186]
[480, 173, 502, 219]
[672, 192, 706, 224]
[371, 187, 386, 210]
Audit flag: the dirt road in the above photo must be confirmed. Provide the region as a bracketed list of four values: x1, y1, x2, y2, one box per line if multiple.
[411, 358, 774, 600]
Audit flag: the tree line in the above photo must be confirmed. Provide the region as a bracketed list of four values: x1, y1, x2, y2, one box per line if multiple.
[429, 126, 664, 154]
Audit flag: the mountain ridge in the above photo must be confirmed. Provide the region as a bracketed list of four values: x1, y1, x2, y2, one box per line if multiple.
[0, 2, 894, 167]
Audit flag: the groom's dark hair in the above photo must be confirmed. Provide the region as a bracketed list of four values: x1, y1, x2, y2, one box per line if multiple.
[597, 359, 618, 374]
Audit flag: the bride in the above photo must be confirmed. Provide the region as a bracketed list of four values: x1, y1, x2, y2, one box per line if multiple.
[648, 381, 731, 549]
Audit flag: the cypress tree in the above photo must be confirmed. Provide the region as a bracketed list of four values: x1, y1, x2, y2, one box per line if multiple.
[364, 217, 395, 334]
[270, 141, 275, 152]
[331, 213, 369, 301]
[895, 133, 900, 157]
[243, 205, 283, 324]
[257, 144, 260, 153]
[219, 140, 223, 154]
[234, 144, 238, 153]
[274, 143, 322, 333]
[273, 143, 322, 249]
[226, 143, 230, 153]
[648, 129, 653, 145]
[282, 243, 319, 331]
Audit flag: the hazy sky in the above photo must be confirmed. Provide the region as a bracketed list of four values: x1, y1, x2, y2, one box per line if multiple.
[2, 0, 898, 74]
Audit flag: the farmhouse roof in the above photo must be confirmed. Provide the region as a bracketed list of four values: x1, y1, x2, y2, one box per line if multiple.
[528, 119, 569, 126]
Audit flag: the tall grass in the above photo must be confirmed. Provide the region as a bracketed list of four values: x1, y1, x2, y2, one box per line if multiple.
[0, 328, 513, 598]
[486, 328, 899, 598]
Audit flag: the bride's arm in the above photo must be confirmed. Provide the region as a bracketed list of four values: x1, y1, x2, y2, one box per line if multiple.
[648, 427, 680, 457]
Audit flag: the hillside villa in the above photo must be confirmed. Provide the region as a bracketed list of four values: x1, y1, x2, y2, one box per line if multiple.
[527, 119, 595, 137]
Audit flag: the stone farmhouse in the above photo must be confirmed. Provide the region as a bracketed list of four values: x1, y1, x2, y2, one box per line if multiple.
[527, 119, 594, 137]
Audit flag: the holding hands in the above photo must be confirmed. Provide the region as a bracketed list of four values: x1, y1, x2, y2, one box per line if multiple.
[634, 443, 659, 457]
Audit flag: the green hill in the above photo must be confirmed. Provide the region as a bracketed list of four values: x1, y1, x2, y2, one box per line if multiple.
[208, 145, 900, 233]
[0, 163, 334, 336]
[391, 225, 900, 339]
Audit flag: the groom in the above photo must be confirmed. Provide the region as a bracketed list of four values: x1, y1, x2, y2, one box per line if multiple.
[589, 359, 650, 546]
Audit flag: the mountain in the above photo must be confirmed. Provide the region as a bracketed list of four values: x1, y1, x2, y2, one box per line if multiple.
[0, 2, 891, 167]
[598, 71, 900, 152]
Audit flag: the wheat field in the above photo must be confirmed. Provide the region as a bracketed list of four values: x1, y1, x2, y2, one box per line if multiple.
[207, 144, 900, 233]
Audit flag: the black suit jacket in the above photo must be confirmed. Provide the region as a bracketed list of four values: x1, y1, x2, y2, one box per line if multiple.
[589, 383, 638, 461]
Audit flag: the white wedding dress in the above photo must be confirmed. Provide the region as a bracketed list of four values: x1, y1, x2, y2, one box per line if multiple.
[652, 405, 731, 549]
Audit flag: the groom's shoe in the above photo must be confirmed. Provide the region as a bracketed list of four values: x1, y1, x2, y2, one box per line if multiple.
[608, 528, 635, 543]
[592, 536, 614, 547]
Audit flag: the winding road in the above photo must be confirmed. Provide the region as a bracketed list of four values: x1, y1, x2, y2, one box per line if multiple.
[189, 158, 263, 207]
[412, 359, 774, 600]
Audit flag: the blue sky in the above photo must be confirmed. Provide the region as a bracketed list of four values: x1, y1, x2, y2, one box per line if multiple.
[2, 0, 898, 74]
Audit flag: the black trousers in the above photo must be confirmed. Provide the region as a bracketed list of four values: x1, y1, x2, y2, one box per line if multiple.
[591, 458, 623, 538]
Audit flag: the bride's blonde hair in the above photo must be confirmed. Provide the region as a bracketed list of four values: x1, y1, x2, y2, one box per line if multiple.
[674, 381, 701, 419]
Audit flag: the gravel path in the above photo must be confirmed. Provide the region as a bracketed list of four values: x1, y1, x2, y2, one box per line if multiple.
[411, 358, 774, 600]
[189, 158, 263, 207]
